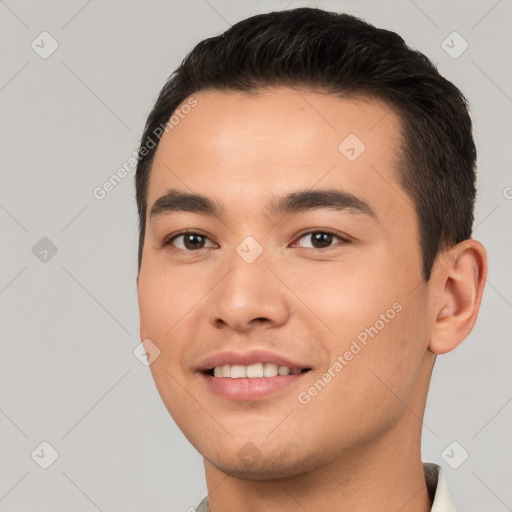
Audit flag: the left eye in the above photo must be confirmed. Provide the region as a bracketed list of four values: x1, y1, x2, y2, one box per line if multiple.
[294, 231, 346, 249]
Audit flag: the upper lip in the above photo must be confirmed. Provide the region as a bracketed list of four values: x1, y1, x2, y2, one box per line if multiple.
[197, 348, 311, 372]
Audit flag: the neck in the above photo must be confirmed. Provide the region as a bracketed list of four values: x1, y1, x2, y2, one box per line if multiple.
[203, 353, 436, 512]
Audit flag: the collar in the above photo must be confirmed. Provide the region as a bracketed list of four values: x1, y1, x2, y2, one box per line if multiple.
[424, 462, 458, 511]
[196, 462, 457, 512]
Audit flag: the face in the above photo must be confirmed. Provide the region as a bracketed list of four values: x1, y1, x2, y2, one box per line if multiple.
[137, 88, 433, 479]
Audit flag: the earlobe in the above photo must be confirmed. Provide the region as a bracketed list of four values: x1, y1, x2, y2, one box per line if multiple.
[429, 239, 487, 355]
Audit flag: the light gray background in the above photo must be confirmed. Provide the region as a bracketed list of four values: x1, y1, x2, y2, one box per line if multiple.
[1, 0, 511, 511]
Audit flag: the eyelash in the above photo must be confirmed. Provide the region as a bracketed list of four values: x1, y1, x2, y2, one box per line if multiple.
[161, 229, 351, 253]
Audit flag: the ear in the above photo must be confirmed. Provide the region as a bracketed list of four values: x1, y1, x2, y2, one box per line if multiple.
[428, 239, 487, 355]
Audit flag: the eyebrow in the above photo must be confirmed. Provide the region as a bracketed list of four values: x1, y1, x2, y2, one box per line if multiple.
[149, 188, 376, 221]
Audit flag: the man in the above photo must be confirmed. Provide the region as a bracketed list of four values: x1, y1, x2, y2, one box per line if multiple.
[135, 7, 487, 511]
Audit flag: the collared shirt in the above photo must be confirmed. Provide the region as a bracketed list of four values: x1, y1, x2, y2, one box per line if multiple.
[195, 462, 457, 512]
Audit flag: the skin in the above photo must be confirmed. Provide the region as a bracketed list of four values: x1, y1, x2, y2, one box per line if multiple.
[136, 87, 487, 512]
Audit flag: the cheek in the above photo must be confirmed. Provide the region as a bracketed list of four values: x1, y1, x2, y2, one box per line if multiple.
[137, 269, 203, 428]
[137, 268, 199, 399]
[281, 254, 402, 338]
[287, 258, 428, 423]
[137, 264, 203, 340]
[294, 309, 427, 449]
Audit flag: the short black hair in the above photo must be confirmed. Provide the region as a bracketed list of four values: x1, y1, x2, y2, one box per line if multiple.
[135, 7, 476, 280]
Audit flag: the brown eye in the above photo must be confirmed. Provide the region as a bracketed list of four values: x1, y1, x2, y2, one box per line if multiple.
[166, 232, 217, 251]
[310, 232, 334, 248]
[295, 231, 347, 249]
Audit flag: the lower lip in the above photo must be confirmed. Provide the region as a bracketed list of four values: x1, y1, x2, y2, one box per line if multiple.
[200, 372, 309, 400]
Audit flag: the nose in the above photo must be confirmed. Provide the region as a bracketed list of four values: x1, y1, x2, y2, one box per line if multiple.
[209, 251, 290, 332]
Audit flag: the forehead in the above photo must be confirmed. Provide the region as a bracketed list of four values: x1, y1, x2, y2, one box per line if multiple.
[147, 87, 406, 218]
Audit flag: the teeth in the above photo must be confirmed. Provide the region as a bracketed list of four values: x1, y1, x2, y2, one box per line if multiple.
[230, 364, 246, 378]
[246, 363, 263, 378]
[276, 366, 288, 375]
[212, 363, 303, 378]
[263, 363, 278, 377]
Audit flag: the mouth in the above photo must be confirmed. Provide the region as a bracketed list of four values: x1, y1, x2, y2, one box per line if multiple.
[197, 349, 313, 400]
[204, 363, 312, 378]
[199, 361, 312, 401]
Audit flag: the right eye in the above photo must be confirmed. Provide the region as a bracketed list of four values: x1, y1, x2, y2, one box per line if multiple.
[163, 231, 218, 251]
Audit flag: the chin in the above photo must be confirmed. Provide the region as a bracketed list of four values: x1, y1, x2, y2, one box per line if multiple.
[204, 446, 320, 481]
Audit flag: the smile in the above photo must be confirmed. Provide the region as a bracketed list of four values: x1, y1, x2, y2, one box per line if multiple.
[210, 363, 310, 378]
